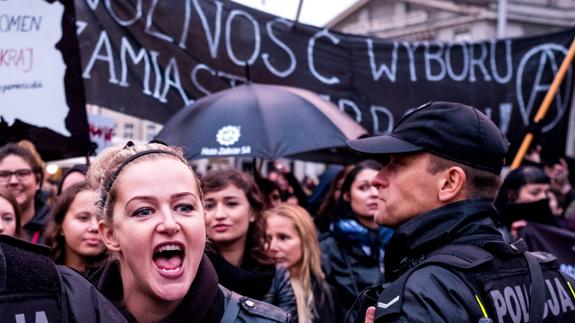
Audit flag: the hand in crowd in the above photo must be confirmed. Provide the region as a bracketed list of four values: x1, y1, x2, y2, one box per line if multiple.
[545, 158, 572, 195]
[510, 220, 528, 238]
[364, 306, 375, 323]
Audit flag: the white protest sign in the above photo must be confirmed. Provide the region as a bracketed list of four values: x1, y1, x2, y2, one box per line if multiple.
[0, 0, 70, 136]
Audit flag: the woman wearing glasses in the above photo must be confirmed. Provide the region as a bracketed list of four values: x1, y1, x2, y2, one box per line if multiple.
[0, 143, 51, 243]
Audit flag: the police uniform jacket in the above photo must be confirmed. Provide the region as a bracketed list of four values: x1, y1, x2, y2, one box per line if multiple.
[0, 235, 126, 323]
[93, 254, 290, 323]
[371, 199, 575, 323]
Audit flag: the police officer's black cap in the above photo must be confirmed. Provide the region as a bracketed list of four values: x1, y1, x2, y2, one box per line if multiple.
[347, 101, 510, 174]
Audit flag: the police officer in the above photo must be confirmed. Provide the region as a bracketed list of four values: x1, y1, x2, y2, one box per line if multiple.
[346, 102, 575, 323]
[0, 234, 126, 323]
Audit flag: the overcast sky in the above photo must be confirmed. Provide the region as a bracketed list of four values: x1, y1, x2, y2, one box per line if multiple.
[231, 0, 358, 27]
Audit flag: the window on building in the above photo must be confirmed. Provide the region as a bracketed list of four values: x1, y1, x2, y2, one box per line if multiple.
[124, 123, 134, 139]
[146, 124, 157, 141]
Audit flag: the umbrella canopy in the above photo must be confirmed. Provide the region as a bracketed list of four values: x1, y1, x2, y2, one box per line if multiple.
[156, 84, 367, 164]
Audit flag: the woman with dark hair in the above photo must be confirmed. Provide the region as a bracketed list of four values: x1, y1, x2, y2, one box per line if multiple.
[319, 160, 394, 321]
[0, 188, 21, 237]
[495, 166, 559, 238]
[57, 164, 89, 195]
[202, 169, 297, 319]
[45, 181, 106, 272]
[314, 165, 353, 234]
[257, 178, 283, 210]
[0, 143, 51, 243]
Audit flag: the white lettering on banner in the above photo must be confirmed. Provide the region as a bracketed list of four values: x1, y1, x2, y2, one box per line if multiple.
[177, 0, 192, 49]
[225, 9, 260, 66]
[145, 0, 173, 43]
[0, 15, 42, 32]
[516, 44, 571, 132]
[104, 0, 142, 27]
[86, 0, 100, 11]
[370, 106, 394, 135]
[367, 39, 398, 82]
[308, 29, 340, 85]
[490, 278, 575, 322]
[338, 99, 361, 123]
[216, 70, 247, 87]
[76, 20, 87, 35]
[498, 103, 513, 135]
[82, 31, 119, 84]
[263, 18, 296, 78]
[445, 42, 469, 82]
[160, 57, 192, 105]
[191, 63, 217, 96]
[119, 37, 151, 95]
[194, 0, 223, 57]
[190, 63, 247, 96]
[402, 41, 421, 82]
[384, 41, 513, 83]
[149, 50, 163, 99]
[469, 42, 492, 82]
[490, 39, 513, 83]
[75, 0, 572, 141]
[424, 43, 446, 81]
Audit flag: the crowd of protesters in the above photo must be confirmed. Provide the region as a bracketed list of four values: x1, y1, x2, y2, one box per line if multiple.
[2, 102, 575, 322]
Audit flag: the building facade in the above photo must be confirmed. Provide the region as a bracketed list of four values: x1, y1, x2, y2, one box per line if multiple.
[327, 0, 575, 41]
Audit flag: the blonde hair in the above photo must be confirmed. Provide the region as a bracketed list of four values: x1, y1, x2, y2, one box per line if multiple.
[263, 204, 325, 323]
[87, 142, 200, 223]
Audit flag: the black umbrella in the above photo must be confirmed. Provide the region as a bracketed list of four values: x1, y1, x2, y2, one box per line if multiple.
[157, 84, 367, 164]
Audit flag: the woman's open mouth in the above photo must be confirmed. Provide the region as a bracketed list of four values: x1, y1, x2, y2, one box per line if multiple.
[152, 242, 185, 278]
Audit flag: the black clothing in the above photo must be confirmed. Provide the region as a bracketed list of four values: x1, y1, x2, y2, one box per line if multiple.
[208, 249, 275, 299]
[311, 277, 339, 323]
[362, 199, 575, 323]
[498, 198, 561, 228]
[319, 219, 390, 317]
[207, 250, 298, 320]
[23, 190, 51, 243]
[94, 255, 290, 322]
[0, 235, 125, 323]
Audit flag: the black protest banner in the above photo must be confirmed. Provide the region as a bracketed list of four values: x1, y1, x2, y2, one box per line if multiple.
[0, 0, 91, 161]
[519, 222, 575, 278]
[75, 0, 574, 159]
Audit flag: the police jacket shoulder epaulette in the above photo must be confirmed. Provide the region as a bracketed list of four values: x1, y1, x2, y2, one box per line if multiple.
[374, 245, 492, 322]
[219, 285, 290, 323]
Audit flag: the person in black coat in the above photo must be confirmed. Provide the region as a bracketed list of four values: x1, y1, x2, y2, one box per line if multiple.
[0, 143, 51, 243]
[347, 102, 575, 323]
[87, 142, 289, 322]
[319, 161, 394, 320]
[264, 204, 339, 323]
[0, 234, 125, 323]
[202, 169, 298, 320]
